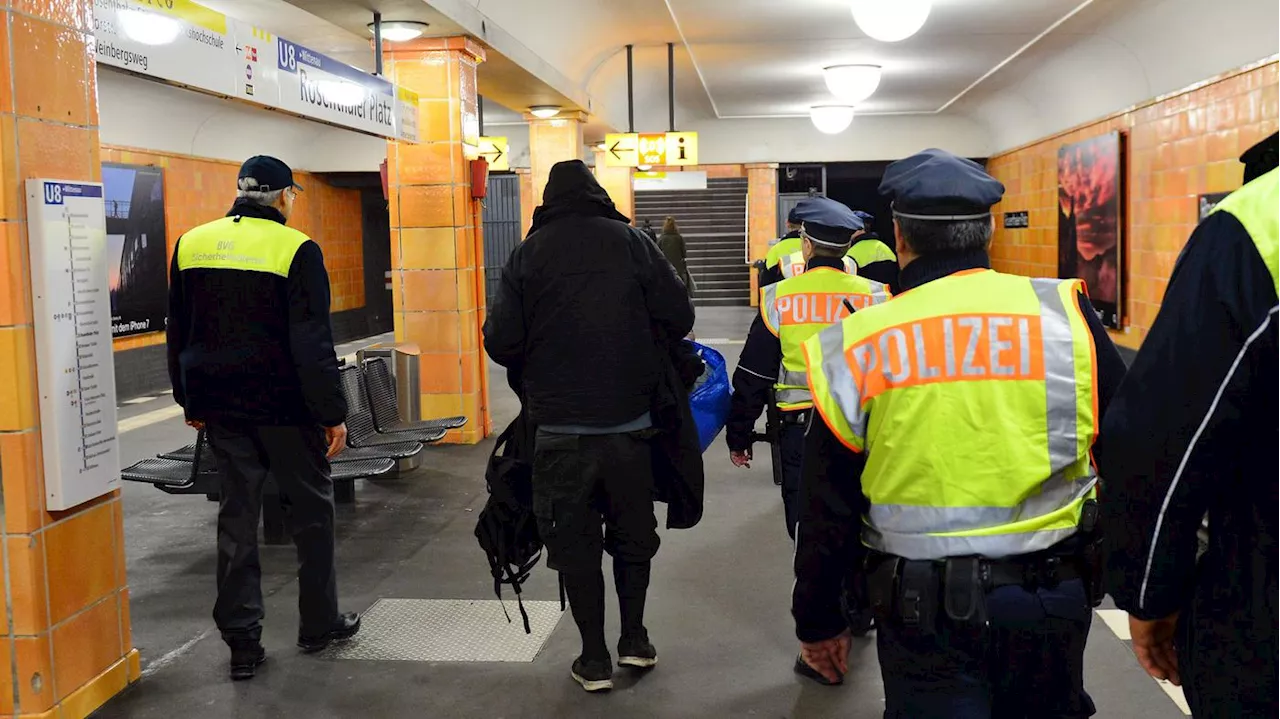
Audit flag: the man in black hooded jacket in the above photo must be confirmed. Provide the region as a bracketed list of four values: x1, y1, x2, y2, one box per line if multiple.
[484, 160, 695, 693]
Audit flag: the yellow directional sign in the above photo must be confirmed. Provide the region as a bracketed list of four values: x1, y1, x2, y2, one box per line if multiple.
[477, 136, 509, 171]
[665, 131, 698, 165]
[604, 133, 638, 167]
[603, 131, 697, 168]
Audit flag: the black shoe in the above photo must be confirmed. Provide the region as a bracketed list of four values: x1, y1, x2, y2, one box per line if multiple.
[849, 611, 876, 638]
[297, 612, 362, 654]
[229, 645, 266, 681]
[794, 654, 843, 686]
[617, 631, 658, 669]
[571, 656, 614, 693]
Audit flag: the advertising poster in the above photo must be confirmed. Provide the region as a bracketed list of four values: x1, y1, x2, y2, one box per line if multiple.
[103, 164, 168, 337]
[1058, 132, 1124, 329]
[93, 0, 237, 95]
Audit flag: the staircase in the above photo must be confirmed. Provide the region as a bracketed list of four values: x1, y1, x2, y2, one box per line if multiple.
[634, 177, 750, 307]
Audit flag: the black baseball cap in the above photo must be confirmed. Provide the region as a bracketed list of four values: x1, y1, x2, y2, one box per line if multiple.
[238, 155, 303, 192]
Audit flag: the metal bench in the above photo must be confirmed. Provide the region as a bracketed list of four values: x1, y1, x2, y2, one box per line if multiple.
[159, 439, 423, 465]
[339, 366, 448, 447]
[363, 357, 468, 434]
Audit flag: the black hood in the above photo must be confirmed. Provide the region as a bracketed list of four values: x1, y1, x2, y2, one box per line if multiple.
[529, 160, 630, 234]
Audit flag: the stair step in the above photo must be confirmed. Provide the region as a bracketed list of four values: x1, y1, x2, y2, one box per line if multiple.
[695, 297, 750, 308]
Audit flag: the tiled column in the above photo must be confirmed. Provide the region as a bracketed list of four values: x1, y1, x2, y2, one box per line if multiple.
[526, 112, 585, 206]
[0, 3, 140, 717]
[384, 37, 491, 443]
[592, 150, 634, 222]
[514, 167, 534, 238]
[745, 163, 778, 307]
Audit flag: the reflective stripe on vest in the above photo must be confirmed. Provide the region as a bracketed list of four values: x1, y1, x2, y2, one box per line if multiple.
[765, 236, 804, 269]
[803, 270, 1097, 560]
[847, 239, 897, 267]
[779, 250, 857, 280]
[761, 268, 891, 410]
[1211, 167, 1279, 296]
[177, 216, 311, 278]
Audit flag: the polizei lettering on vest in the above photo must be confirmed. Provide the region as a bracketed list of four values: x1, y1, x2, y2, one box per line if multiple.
[776, 292, 875, 325]
[849, 313, 1045, 398]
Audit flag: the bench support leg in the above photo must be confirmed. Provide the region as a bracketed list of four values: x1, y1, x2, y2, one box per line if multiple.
[334, 479, 355, 505]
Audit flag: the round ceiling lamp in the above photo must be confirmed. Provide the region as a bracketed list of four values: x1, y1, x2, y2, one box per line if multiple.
[367, 20, 430, 43]
[823, 64, 882, 104]
[529, 105, 561, 119]
[810, 105, 855, 135]
[851, 0, 931, 43]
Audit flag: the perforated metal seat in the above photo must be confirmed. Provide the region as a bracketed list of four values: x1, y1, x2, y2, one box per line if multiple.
[363, 358, 468, 433]
[340, 366, 447, 447]
[121, 458, 208, 488]
[160, 440, 422, 463]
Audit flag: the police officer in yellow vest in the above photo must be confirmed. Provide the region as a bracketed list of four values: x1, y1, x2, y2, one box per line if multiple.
[726, 197, 890, 543]
[792, 149, 1126, 715]
[167, 156, 361, 680]
[848, 210, 900, 289]
[758, 207, 806, 287]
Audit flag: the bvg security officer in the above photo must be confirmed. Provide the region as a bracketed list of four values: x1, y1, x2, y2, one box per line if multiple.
[167, 156, 361, 680]
[726, 197, 889, 541]
[792, 149, 1126, 714]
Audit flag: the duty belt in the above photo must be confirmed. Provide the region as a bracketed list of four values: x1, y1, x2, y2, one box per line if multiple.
[780, 409, 811, 425]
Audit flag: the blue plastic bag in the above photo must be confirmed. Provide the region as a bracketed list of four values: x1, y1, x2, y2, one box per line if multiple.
[688, 341, 731, 454]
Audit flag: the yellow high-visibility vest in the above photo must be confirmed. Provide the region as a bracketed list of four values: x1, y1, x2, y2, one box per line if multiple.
[177, 215, 311, 277]
[779, 249, 856, 280]
[761, 267, 891, 410]
[847, 238, 897, 268]
[765, 236, 804, 269]
[1211, 167, 1278, 295]
[804, 269, 1098, 560]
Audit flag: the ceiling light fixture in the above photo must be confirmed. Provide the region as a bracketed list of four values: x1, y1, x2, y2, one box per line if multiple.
[823, 64, 882, 104]
[118, 8, 181, 45]
[367, 20, 430, 43]
[637, 165, 653, 171]
[529, 105, 561, 119]
[810, 105, 855, 135]
[851, 0, 931, 43]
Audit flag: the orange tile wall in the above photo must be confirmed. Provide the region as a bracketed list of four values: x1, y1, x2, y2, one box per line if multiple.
[101, 146, 367, 352]
[987, 60, 1278, 349]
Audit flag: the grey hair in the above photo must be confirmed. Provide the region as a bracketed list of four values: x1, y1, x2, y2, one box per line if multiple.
[236, 176, 285, 207]
[896, 216, 992, 255]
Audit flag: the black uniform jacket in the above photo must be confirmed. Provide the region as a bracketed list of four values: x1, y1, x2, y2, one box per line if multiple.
[791, 249, 1127, 642]
[1095, 205, 1277, 686]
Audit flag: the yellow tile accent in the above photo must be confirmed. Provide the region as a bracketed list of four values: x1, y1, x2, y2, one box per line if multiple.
[399, 227, 457, 269]
[126, 649, 141, 682]
[45, 502, 117, 625]
[55, 652, 132, 719]
[0, 324, 37, 430]
[51, 595, 121, 703]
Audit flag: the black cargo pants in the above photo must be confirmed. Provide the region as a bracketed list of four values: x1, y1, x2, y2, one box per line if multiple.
[206, 422, 339, 648]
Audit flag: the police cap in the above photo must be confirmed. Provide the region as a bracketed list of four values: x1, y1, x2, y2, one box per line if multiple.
[878, 148, 1004, 221]
[853, 210, 875, 225]
[791, 197, 864, 247]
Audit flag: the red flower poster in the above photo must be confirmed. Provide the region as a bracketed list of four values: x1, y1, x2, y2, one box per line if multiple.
[1058, 132, 1124, 329]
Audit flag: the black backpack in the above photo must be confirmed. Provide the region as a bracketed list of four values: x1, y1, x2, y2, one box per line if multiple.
[475, 412, 557, 632]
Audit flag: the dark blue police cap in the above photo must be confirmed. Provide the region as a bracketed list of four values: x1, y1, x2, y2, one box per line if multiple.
[878, 148, 1003, 220]
[791, 197, 864, 247]
[853, 210, 875, 225]
[238, 155, 304, 193]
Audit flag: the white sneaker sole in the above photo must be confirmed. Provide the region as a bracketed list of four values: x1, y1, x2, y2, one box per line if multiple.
[618, 655, 658, 669]
[571, 670, 614, 692]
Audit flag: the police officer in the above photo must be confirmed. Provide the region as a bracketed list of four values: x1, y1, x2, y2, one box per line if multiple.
[1097, 160, 1277, 717]
[792, 149, 1126, 714]
[167, 156, 361, 680]
[846, 210, 900, 289]
[758, 207, 806, 287]
[726, 197, 889, 534]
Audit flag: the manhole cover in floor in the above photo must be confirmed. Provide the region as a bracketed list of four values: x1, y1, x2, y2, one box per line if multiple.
[323, 598, 564, 662]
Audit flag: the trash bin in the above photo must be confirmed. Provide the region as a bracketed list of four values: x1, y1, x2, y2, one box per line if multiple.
[356, 343, 422, 422]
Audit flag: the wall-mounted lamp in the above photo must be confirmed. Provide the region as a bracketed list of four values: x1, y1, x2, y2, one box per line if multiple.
[367, 20, 430, 42]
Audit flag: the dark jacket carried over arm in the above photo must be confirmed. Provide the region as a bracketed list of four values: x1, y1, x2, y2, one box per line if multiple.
[166, 199, 346, 427]
[482, 160, 695, 427]
[791, 250, 1127, 642]
[1096, 204, 1277, 650]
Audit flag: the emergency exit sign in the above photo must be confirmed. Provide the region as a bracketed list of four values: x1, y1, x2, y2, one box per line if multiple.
[604, 132, 698, 168]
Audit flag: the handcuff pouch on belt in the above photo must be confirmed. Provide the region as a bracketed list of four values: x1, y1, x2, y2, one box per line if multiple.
[1079, 498, 1105, 607]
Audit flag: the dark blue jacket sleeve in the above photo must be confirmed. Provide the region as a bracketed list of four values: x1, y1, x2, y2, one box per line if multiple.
[287, 241, 347, 427]
[726, 314, 781, 451]
[165, 238, 187, 408]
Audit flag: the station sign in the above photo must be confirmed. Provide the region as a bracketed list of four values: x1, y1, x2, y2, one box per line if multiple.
[92, 0, 420, 143]
[604, 132, 699, 168]
[477, 137, 510, 171]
